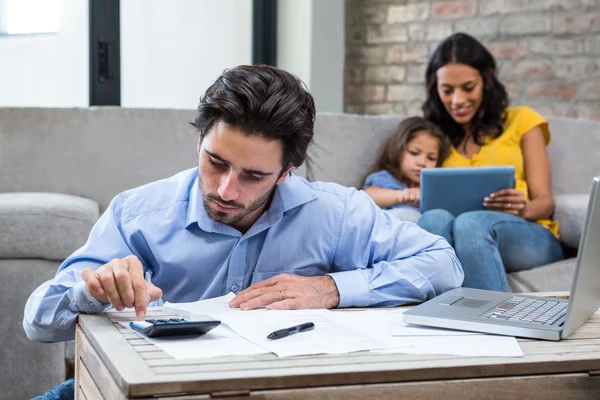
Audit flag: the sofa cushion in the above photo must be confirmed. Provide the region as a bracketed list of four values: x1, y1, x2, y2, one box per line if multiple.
[0, 193, 99, 261]
[507, 257, 576, 293]
[554, 194, 589, 249]
[308, 113, 403, 188]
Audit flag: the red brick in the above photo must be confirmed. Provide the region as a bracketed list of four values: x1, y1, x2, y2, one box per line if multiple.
[392, 103, 407, 115]
[427, 23, 454, 41]
[504, 82, 522, 100]
[552, 12, 600, 34]
[344, 85, 361, 104]
[586, 36, 600, 55]
[480, 0, 588, 15]
[387, 3, 430, 24]
[345, 67, 363, 84]
[387, 44, 429, 64]
[408, 23, 426, 41]
[366, 24, 408, 44]
[480, 0, 525, 15]
[363, 85, 386, 103]
[406, 102, 424, 117]
[527, 82, 578, 101]
[554, 58, 596, 79]
[347, 25, 365, 45]
[584, 82, 600, 100]
[488, 41, 528, 60]
[408, 22, 453, 41]
[432, 1, 475, 19]
[365, 103, 394, 115]
[501, 60, 554, 80]
[501, 15, 551, 35]
[363, 7, 387, 24]
[346, 46, 386, 65]
[344, 104, 364, 115]
[454, 17, 500, 38]
[529, 37, 585, 56]
[365, 66, 406, 83]
[387, 85, 425, 102]
[406, 64, 427, 83]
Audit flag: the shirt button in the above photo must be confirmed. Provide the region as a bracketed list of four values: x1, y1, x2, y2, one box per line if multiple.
[231, 284, 239, 292]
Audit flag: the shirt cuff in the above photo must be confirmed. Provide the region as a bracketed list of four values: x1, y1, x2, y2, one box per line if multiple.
[69, 280, 108, 314]
[327, 270, 370, 308]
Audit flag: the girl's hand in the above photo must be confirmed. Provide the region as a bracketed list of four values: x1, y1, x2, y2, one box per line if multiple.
[483, 189, 527, 215]
[398, 188, 420, 207]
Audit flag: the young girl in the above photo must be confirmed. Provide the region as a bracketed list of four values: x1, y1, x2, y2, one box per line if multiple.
[363, 116, 450, 223]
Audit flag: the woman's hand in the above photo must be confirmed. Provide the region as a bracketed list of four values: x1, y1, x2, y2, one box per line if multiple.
[398, 188, 421, 207]
[483, 189, 527, 215]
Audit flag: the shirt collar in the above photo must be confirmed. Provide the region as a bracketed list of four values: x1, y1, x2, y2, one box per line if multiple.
[185, 171, 317, 234]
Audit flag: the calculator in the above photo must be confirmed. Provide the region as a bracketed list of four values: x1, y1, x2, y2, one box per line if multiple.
[129, 317, 221, 338]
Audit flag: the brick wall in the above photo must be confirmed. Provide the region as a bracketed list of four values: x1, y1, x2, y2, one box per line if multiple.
[345, 0, 600, 120]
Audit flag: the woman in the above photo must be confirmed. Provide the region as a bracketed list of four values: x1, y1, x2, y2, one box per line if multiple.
[418, 32, 564, 292]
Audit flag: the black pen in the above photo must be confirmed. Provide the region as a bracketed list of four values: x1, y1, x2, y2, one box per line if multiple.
[267, 322, 315, 340]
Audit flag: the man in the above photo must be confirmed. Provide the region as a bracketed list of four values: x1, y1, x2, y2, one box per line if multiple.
[24, 66, 463, 395]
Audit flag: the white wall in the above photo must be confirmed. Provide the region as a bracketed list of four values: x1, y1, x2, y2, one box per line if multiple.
[277, 0, 345, 113]
[120, 0, 252, 109]
[0, 0, 88, 107]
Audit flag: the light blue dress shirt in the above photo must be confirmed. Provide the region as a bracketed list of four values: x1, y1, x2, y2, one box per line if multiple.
[23, 168, 463, 342]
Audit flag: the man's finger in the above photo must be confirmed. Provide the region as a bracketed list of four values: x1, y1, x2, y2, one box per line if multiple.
[239, 291, 282, 310]
[124, 256, 148, 316]
[82, 268, 105, 300]
[231, 286, 271, 307]
[99, 269, 124, 311]
[113, 260, 134, 308]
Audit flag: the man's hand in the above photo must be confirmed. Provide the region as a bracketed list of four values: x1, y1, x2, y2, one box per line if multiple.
[229, 274, 340, 310]
[483, 188, 527, 216]
[81, 255, 162, 318]
[398, 188, 420, 207]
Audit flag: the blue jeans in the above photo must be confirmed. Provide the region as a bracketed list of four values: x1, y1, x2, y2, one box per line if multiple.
[418, 209, 564, 292]
[32, 378, 74, 400]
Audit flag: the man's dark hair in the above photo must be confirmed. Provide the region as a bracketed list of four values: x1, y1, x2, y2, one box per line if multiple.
[191, 65, 316, 169]
[422, 32, 509, 148]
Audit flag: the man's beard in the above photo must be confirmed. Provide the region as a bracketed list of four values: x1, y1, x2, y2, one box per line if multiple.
[198, 175, 276, 228]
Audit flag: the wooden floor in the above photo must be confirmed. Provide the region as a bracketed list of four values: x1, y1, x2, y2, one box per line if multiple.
[76, 304, 600, 399]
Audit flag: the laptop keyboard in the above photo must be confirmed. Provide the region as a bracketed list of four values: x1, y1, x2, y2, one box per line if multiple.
[481, 296, 568, 325]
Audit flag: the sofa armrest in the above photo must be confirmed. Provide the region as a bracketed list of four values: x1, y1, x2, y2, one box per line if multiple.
[554, 194, 589, 249]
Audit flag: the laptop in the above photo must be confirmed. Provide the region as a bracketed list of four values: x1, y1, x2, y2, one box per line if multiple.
[404, 177, 600, 341]
[419, 166, 515, 216]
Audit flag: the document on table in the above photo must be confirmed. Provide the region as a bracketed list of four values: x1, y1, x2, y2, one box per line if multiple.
[374, 335, 524, 357]
[165, 294, 393, 358]
[120, 322, 268, 359]
[326, 308, 524, 358]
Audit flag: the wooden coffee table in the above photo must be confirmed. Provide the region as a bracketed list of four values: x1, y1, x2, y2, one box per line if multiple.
[75, 294, 600, 399]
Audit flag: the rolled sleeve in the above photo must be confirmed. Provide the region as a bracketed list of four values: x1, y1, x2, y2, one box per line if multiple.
[330, 189, 463, 307]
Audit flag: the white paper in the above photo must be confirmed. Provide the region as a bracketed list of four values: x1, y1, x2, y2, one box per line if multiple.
[166, 294, 392, 358]
[120, 321, 268, 359]
[374, 334, 524, 357]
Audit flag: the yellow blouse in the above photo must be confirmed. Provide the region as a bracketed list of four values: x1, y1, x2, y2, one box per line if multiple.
[443, 106, 559, 238]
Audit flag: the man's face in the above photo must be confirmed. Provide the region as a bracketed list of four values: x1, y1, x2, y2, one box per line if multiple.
[197, 121, 291, 232]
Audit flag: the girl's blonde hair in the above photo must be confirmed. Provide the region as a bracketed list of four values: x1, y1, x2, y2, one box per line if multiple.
[366, 117, 450, 186]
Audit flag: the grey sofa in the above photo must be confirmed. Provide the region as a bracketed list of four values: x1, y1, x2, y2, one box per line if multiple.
[1, 108, 198, 400]
[1, 107, 598, 399]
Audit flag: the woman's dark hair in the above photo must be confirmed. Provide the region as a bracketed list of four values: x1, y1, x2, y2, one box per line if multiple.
[191, 65, 316, 168]
[365, 117, 451, 187]
[422, 32, 509, 148]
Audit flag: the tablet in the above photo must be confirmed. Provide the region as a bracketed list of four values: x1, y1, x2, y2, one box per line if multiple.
[419, 166, 516, 216]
